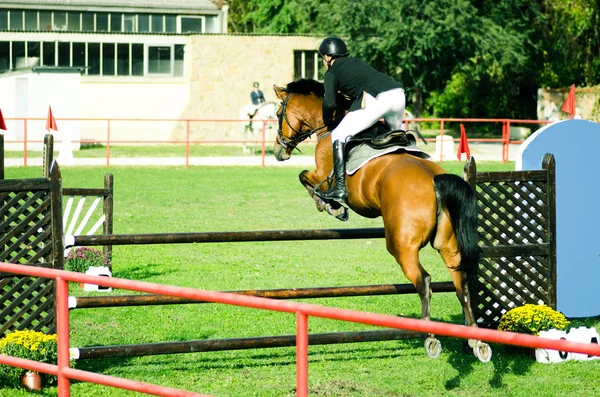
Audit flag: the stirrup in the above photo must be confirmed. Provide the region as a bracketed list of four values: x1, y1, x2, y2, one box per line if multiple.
[318, 186, 347, 203]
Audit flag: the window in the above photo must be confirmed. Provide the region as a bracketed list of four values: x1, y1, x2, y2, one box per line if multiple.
[66, 12, 80, 31]
[96, 13, 108, 32]
[39, 11, 52, 30]
[88, 43, 100, 75]
[27, 42, 41, 67]
[73, 42, 86, 68]
[82, 12, 94, 31]
[151, 15, 163, 32]
[0, 42, 9, 72]
[0, 40, 184, 77]
[58, 42, 70, 67]
[165, 15, 176, 33]
[54, 12, 66, 28]
[117, 43, 129, 75]
[123, 14, 136, 32]
[12, 41, 25, 68]
[42, 42, 55, 66]
[174, 44, 184, 77]
[148, 46, 171, 74]
[10, 10, 23, 30]
[24, 10, 37, 30]
[102, 43, 115, 75]
[180, 16, 204, 33]
[138, 14, 150, 32]
[132, 44, 144, 76]
[0, 11, 7, 30]
[110, 13, 122, 32]
[294, 50, 322, 81]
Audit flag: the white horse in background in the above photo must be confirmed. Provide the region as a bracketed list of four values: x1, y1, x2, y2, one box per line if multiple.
[239, 101, 278, 154]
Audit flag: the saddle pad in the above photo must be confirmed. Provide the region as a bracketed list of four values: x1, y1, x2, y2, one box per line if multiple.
[346, 143, 432, 175]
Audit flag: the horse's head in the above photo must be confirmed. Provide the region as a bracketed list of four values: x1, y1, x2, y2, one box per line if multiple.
[272, 79, 327, 161]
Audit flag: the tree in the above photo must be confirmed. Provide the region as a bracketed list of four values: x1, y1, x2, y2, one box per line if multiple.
[226, 0, 600, 120]
[321, 0, 530, 118]
[536, 0, 600, 87]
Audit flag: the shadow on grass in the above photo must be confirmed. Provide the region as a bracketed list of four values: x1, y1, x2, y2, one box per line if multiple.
[442, 313, 536, 391]
[114, 263, 177, 281]
[71, 312, 544, 388]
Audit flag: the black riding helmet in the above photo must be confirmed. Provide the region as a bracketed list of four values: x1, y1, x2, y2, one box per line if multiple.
[318, 37, 349, 59]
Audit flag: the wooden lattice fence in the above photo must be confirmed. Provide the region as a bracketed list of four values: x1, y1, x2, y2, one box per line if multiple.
[0, 164, 64, 336]
[465, 154, 557, 328]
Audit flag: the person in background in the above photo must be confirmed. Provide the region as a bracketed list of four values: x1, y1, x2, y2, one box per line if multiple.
[318, 37, 405, 203]
[250, 81, 265, 107]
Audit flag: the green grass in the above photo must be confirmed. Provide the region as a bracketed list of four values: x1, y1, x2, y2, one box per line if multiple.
[2, 160, 599, 396]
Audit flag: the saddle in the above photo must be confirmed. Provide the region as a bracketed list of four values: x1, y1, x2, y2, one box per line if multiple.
[344, 122, 422, 154]
[343, 122, 431, 175]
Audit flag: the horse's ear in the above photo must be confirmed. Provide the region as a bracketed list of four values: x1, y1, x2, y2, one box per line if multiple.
[273, 85, 287, 100]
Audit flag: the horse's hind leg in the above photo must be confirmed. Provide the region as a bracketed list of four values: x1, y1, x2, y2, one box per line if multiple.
[387, 243, 432, 322]
[388, 244, 443, 357]
[437, 244, 491, 361]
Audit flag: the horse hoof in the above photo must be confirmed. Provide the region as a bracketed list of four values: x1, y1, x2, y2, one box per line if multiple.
[473, 342, 492, 363]
[424, 337, 442, 359]
[334, 207, 349, 221]
[325, 204, 348, 221]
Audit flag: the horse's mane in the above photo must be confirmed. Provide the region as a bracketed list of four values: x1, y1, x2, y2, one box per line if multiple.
[285, 79, 324, 98]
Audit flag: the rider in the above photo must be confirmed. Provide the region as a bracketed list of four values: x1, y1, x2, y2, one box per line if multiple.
[318, 37, 406, 203]
[249, 81, 266, 117]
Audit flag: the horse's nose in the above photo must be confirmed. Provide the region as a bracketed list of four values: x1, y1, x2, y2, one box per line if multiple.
[273, 142, 290, 161]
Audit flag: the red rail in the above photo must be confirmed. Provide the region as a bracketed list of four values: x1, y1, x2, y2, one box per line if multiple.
[1, 117, 556, 167]
[1, 261, 599, 396]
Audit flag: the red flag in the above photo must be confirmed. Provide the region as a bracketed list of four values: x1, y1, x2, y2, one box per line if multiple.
[0, 108, 6, 131]
[561, 84, 576, 119]
[457, 124, 471, 161]
[46, 106, 58, 131]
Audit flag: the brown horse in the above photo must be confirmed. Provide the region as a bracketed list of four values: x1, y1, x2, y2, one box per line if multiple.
[273, 79, 491, 361]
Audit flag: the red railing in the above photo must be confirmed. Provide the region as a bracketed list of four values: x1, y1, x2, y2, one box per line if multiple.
[0, 117, 556, 167]
[1, 261, 600, 396]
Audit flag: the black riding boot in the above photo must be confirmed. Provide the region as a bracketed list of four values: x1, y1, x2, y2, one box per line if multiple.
[320, 140, 348, 203]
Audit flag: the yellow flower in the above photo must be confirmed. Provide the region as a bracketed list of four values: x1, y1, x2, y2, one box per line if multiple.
[498, 304, 569, 335]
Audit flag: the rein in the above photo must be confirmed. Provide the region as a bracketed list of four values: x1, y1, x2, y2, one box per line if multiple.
[276, 93, 327, 152]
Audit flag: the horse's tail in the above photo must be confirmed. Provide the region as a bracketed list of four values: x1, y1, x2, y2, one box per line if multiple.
[433, 174, 480, 274]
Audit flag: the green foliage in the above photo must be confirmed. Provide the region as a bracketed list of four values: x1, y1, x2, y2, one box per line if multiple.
[64, 246, 111, 273]
[498, 304, 570, 335]
[227, 0, 600, 121]
[537, 0, 600, 87]
[0, 330, 58, 389]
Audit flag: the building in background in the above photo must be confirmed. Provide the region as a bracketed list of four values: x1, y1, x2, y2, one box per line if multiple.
[0, 1, 322, 147]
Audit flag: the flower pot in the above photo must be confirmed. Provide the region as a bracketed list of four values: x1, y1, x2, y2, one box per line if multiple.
[22, 370, 42, 391]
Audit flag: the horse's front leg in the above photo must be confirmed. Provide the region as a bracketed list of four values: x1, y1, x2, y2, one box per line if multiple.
[299, 170, 348, 221]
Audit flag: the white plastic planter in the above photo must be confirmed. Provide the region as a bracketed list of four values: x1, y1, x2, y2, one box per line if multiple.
[83, 266, 112, 292]
[536, 327, 600, 363]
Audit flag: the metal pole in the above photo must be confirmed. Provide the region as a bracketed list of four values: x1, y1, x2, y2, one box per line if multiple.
[23, 119, 28, 167]
[71, 227, 387, 247]
[56, 277, 71, 397]
[296, 312, 308, 397]
[185, 120, 190, 168]
[106, 119, 111, 168]
[70, 282, 456, 308]
[74, 329, 422, 359]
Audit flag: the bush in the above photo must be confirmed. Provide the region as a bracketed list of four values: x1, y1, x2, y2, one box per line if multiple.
[64, 246, 111, 273]
[0, 330, 58, 388]
[498, 304, 569, 335]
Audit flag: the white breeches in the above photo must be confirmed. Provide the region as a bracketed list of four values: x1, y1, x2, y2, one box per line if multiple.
[331, 88, 406, 143]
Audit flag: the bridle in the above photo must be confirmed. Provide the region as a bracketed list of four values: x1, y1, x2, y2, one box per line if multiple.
[276, 93, 327, 152]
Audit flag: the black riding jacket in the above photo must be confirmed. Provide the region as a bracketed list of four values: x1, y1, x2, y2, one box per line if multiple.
[322, 57, 402, 126]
